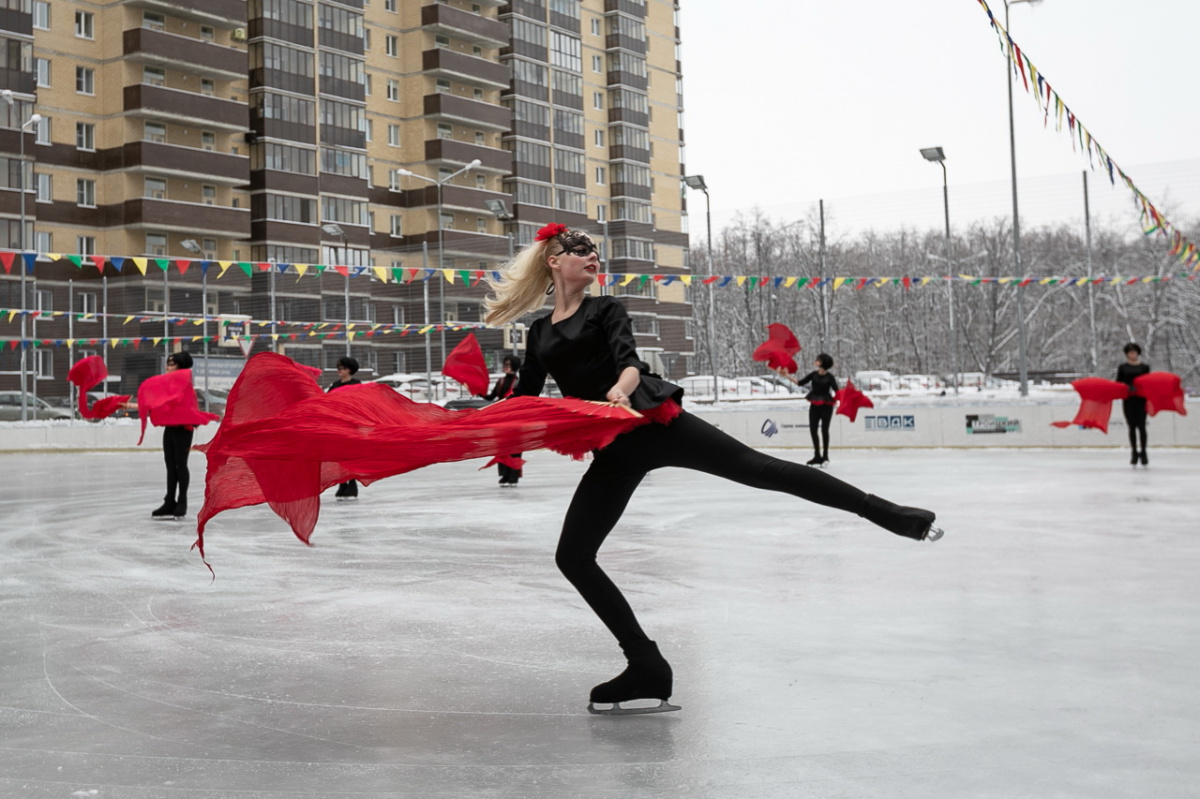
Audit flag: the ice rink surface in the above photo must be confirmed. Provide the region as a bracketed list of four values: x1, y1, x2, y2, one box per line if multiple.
[1, 446, 1198, 798]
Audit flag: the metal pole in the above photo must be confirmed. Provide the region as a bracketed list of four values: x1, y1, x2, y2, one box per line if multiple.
[201, 264, 209, 407]
[68, 278, 74, 420]
[819, 199, 828, 349]
[941, 162, 959, 394]
[18, 119, 27, 420]
[437, 183, 446, 391]
[102, 275, 108, 372]
[1006, 0, 1030, 396]
[269, 262, 277, 352]
[704, 188, 717, 405]
[163, 261, 170, 365]
[342, 237, 351, 357]
[422, 241, 432, 394]
[1082, 170, 1097, 374]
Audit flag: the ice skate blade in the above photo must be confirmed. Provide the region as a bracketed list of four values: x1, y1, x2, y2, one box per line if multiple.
[925, 526, 945, 542]
[587, 700, 680, 716]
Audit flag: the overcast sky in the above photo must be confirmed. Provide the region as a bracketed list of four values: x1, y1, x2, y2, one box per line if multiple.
[679, 0, 1200, 241]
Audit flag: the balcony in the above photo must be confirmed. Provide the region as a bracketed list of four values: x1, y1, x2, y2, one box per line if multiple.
[606, 70, 647, 91]
[607, 106, 648, 127]
[123, 141, 249, 184]
[424, 138, 511, 173]
[400, 184, 513, 214]
[603, 0, 647, 17]
[125, 84, 249, 130]
[605, 33, 646, 55]
[423, 49, 509, 90]
[609, 182, 651, 200]
[421, 4, 508, 46]
[424, 93, 511, 131]
[122, 198, 250, 237]
[123, 28, 246, 79]
[123, 0, 247, 27]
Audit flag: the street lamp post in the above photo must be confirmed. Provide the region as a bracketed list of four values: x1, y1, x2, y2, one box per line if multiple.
[5, 90, 42, 420]
[1004, 0, 1040, 396]
[484, 198, 519, 356]
[321, 223, 351, 356]
[684, 174, 718, 404]
[395, 159, 481, 385]
[180, 238, 209, 407]
[920, 146, 959, 394]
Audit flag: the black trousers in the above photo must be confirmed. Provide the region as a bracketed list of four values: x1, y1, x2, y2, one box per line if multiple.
[555, 411, 868, 648]
[1122, 397, 1147, 453]
[162, 425, 194, 504]
[498, 455, 523, 483]
[809, 403, 834, 455]
[335, 479, 359, 497]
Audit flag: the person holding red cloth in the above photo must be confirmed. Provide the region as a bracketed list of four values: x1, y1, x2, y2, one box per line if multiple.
[780, 353, 839, 466]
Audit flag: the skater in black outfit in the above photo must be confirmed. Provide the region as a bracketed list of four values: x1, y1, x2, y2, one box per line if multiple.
[483, 223, 942, 715]
[154, 351, 194, 520]
[781, 353, 839, 466]
[1116, 342, 1150, 467]
[482, 355, 523, 486]
[327, 356, 362, 499]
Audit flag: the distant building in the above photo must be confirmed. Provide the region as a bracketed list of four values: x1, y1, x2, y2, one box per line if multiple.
[1, 0, 694, 399]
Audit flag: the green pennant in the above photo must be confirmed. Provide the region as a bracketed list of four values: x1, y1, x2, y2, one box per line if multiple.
[796, 277, 809, 289]
[67, 255, 83, 268]
[747, 276, 759, 289]
[238, 262, 253, 278]
[639, 274, 650, 286]
[458, 269, 471, 283]
[155, 258, 170, 272]
[392, 267, 405, 283]
[315, 264, 327, 274]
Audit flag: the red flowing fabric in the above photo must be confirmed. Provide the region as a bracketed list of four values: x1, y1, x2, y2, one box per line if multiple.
[480, 454, 526, 471]
[751, 323, 802, 374]
[136, 369, 220, 444]
[194, 352, 652, 560]
[1049, 377, 1129, 433]
[67, 355, 130, 420]
[442, 332, 490, 396]
[834, 379, 874, 423]
[1134, 372, 1187, 417]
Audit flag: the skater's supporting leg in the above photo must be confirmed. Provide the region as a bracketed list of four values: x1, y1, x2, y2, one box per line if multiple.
[815, 404, 834, 462]
[807, 404, 823, 463]
[162, 426, 193, 507]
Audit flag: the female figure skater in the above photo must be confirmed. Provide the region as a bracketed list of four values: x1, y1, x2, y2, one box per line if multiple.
[327, 356, 363, 499]
[483, 223, 942, 715]
[1116, 342, 1150, 467]
[483, 355, 523, 486]
[781, 353, 838, 466]
[147, 351, 196, 520]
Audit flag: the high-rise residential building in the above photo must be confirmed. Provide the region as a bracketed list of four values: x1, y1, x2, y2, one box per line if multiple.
[0, 0, 692, 401]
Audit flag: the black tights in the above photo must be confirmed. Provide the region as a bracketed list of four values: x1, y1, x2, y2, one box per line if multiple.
[809, 403, 834, 456]
[162, 425, 193, 504]
[555, 411, 868, 648]
[1123, 398, 1147, 454]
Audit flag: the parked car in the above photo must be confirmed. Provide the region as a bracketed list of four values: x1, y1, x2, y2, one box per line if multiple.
[0, 391, 74, 421]
[369, 372, 463, 402]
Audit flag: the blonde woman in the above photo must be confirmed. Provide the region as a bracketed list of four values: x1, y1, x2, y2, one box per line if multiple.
[485, 223, 943, 715]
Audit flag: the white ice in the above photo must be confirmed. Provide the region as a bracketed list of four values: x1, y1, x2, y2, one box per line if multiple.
[1, 444, 1198, 798]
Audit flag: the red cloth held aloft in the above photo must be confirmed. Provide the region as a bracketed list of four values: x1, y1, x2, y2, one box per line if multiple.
[194, 352, 651, 560]
[442, 332, 491, 396]
[1049, 377, 1129, 433]
[1134, 371, 1187, 417]
[834, 379, 874, 423]
[751, 323, 802, 374]
[480, 454, 526, 471]
[136, 368, 220, 444]
[67, 355, 131, 420]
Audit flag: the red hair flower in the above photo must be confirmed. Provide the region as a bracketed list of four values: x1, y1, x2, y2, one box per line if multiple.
[535, 223, 567, 242]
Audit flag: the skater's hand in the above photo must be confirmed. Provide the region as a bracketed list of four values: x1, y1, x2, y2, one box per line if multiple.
[606, 386, 631, 407]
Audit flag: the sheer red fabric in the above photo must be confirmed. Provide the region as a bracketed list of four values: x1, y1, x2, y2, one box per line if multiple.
[66, 355, 130, 420]
[834, 379, 874, 422]
[1049, 377, 1130, 433]
[751, 323, 802, 374]
[136, 369, 220, 444]
[1135, 371, 1187, 417]
[442, 332, 490, 396]
[194, 352, 652, 560]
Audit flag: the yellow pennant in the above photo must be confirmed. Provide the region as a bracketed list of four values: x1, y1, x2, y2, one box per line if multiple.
[833, 277, 848, 290]
[132, 258, 148, 275]
[735, 276, 747, 287]
[217, 261, 234, 277]
[270, 333, 280, 341]
[373, 267, 390, 283]
[110, 339, 120, 348]
[620, 274, 637, 286]
[442, 269, 456, 283]
[679, 275, 692, 286]
[294, 264, 309, 278]
[124, 315, 134, 324]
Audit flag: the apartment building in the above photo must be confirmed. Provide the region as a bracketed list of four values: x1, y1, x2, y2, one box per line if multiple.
[0, 0, 693, 401]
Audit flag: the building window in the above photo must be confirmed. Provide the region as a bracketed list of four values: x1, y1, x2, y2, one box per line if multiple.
[473, 88, 484, 99]
[143, 11, 165, 29]
[435, 35, 450, 49]
[202, 131, 215, 151]
[202, 185, 216, 205]
[200, 25, 215, 41]
[387, 124, 400, 146]
[35, 173, 51, 203]
[594, 129, 604, 147]
[593, 91, 604, 109]
[143, 66, 165, 87]
[78, 292, 98, 318]
[591, 54, 602, 72]
[34, 349, 52, 379]
[595, 167, 605, 185]
[203, 238, 218, 259]
[145, 122, 166, 143]
[75, 11, 94, 38]
[77, 179, 96, 207]
[145, 177, 166, 199]
[476, 217, 486, 233]
[35, 58, 50, 87]
[475, 174, 485, 189]
[146, 233, 167, 256]
[77, 236, 96, 255]
[390, 214, 403, 237]
[35, 117, 51, 145]
[75, 123, 95, 151]
[75, 67, 94, 95]
[591, 17, 601, 35]
[34, 231, 52, 252]
[385, 35, 398, 56]
[474, 131, 485, 144]
[387, 79, 400, 100]
[201, 79, 215, 96]
[33, 1, 49, 29]
[437, 122, 452, 140]
[436, 78, 451, 94]
[384, 0, 396, 10]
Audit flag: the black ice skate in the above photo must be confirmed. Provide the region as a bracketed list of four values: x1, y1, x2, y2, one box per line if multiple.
[806, 455, 823, 467]
[173, 498, 187, 520]
[151, 500, 176, 520]
[1139, 451, 1148, 467]
[587, 640, 680, 716]
[859, 494, 944, 542]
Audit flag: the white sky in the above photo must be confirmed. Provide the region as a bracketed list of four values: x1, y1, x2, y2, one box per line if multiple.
[680, 0, 1200, 241]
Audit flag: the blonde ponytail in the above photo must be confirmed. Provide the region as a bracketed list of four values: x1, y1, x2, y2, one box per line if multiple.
[483, 239, 555, 326]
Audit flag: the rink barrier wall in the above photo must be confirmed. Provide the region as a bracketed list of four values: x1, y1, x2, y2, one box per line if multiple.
[0, 399, 1195, 452]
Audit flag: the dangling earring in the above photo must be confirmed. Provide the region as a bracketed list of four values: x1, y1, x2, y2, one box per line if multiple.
[545, 283, 555, 295]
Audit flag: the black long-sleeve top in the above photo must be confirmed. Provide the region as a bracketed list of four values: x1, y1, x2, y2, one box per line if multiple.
[326, 377, 361, 393]
[514, 295, 682, 410]
[483, 373, 517, 401]
[796, 370, 839, 403]
[1116, 361, 1150, 398]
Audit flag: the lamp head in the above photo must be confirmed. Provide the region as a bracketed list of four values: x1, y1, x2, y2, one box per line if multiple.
[180, 239, 203, 254]
[467, 159, 482, 169]
[395, 168, 414, 178]
[1, 89, 12, 105]
[321, 223, 345, 237]
[920, 147, 946, 163]
[484, 199, 512, 220]
[684, 175, 707, 191]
